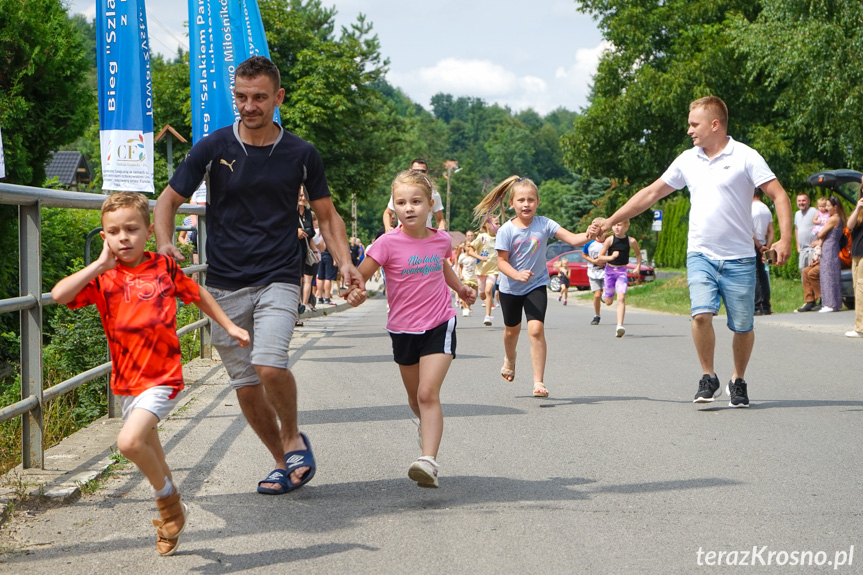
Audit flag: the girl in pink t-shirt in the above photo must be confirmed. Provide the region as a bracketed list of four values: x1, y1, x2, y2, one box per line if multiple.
[345, 170, 476, 488]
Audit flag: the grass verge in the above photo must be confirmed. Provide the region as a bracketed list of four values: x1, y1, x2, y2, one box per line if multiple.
[576, 272, 808, 315]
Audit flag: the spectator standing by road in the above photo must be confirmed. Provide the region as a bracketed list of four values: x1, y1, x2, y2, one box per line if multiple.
[794, 193, 820, 312]
[751, 188, 774, 316]
[815, 196, 847, 313]
[846, 185, 863, 337]
[298, 186, 318, 318]
[589, 96, 792, 408]
[794, 193, 816, 270]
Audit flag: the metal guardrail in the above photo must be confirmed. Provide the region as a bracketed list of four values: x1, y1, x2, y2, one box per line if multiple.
[0, 182, 209, 469]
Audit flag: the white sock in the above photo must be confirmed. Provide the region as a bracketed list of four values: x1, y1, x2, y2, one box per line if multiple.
[153, 476, 174, 499]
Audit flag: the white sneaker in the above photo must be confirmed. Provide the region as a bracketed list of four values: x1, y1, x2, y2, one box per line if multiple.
[408, 456, 439, 488]
[483, 315, 493, 326]
[616, 325, 625, 338]
[845, 330, 863, 338]
[462, 308, 470, 317]
[818, 306, 835, 313]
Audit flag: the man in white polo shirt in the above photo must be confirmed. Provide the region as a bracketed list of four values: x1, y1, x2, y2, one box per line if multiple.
[589, 96, 792, 408]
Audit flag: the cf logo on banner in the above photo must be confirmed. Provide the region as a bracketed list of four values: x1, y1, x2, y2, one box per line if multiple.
[117, 136, 147, 163]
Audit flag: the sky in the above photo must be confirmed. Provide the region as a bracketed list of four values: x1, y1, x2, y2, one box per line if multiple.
[67, 0, 608, 115]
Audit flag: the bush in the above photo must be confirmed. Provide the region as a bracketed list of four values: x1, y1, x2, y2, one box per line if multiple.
[654, 194, 691, 268]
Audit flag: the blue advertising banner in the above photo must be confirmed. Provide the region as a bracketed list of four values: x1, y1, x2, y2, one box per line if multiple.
[96, 0, 155, 193]
[190, 0, 241, 142]
[241, 0, 280, 124]
[189, 0, 278, 143]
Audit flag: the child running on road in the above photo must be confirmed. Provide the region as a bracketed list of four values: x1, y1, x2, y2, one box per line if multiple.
[51, 192, 249, 556]
[598, 219, 642, 337]
[582, 230, 608, 325]
[344, 170, 476, 488]
[468, 218, 499, 326]
[457, 236, 479, 317]
[554, 257, 571, 305]
[474, 176, 591, 398]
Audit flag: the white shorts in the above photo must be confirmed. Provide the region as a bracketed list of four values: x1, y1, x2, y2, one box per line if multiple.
[589, 277, 604, 292]
[120, 385, 181, 421]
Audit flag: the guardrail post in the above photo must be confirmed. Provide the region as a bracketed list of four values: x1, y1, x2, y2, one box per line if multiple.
[198, 214, 212, 359]
[20, 200, 44, 469]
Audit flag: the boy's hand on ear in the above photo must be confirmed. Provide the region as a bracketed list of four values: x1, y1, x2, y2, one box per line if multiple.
[96, 240, 119, 272]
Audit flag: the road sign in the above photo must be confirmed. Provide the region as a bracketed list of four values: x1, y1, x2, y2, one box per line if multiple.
[653, 210, 663, 221]
[652, 220, 662, 231]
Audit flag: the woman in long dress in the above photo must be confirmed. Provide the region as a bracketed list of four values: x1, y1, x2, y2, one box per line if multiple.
[816, 196, 847, 312]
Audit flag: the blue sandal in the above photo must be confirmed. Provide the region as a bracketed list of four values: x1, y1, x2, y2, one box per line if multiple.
[283, 432, 316, 492]
[257, 469, 291, 495]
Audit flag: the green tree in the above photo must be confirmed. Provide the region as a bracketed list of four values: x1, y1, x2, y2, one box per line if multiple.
[562, 0, 788, 245]
[262, 0, 397, 215]
[564, 1, 766, 189]
[730, 0, 863, 172]
[0, 1, 94, 185]
[1, 2, 94, 367]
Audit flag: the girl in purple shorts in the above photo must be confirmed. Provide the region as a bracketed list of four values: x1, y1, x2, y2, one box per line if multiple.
[598, 219, 642, 338]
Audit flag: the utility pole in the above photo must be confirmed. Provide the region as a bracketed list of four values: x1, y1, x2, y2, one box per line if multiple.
[351, 192, 357, 238]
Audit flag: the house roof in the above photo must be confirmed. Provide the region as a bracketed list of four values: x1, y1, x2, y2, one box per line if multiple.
[44, 151, 91, 186]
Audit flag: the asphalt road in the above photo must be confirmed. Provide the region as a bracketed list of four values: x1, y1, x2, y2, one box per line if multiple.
[3, 293, 862, 574]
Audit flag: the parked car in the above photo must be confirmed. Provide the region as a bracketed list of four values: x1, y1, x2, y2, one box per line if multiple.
[546, 250, 656, 292]
[546, 241, 573, 261]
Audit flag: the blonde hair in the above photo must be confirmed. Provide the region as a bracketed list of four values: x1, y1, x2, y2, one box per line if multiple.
[101, 192, 150, 225]
[391, 169, 434, 202]
[473, 175, 538, 229]
[690, 96, 728, 129]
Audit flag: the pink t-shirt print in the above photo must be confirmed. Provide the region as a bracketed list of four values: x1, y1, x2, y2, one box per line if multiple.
[366, 228, 457, 334]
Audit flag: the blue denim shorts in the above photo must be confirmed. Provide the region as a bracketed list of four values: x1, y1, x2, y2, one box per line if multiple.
[686, 252, 756, 333]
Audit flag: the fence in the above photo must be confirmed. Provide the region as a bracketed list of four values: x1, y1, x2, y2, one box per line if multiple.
[0, 182, 208, 470]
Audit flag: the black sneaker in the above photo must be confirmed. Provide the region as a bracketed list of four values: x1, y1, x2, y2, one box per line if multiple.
[754, 308, 763, 316]
[693, 374, 721, 403]
[796, 301, 815, 313]
[810, 304, 822, 312]
[726, 378, 750, 408]
[590, 316, 600, 325]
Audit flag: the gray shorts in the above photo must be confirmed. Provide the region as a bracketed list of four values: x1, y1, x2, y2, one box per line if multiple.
[589, 276, 604, 293]
[208, 283, 300, 389]
[120, 385, 181, 421]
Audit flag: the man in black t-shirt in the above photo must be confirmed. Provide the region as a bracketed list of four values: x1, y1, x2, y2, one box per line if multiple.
[155, 56, 366, 495]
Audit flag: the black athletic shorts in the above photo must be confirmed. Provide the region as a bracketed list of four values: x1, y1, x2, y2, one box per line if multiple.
[389, 316, 457, 365]
[499, 285, 548, 326]
[303, 261, 319, 277]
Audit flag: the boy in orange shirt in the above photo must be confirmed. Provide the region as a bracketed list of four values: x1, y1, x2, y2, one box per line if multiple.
[52, 192, 249, 555]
